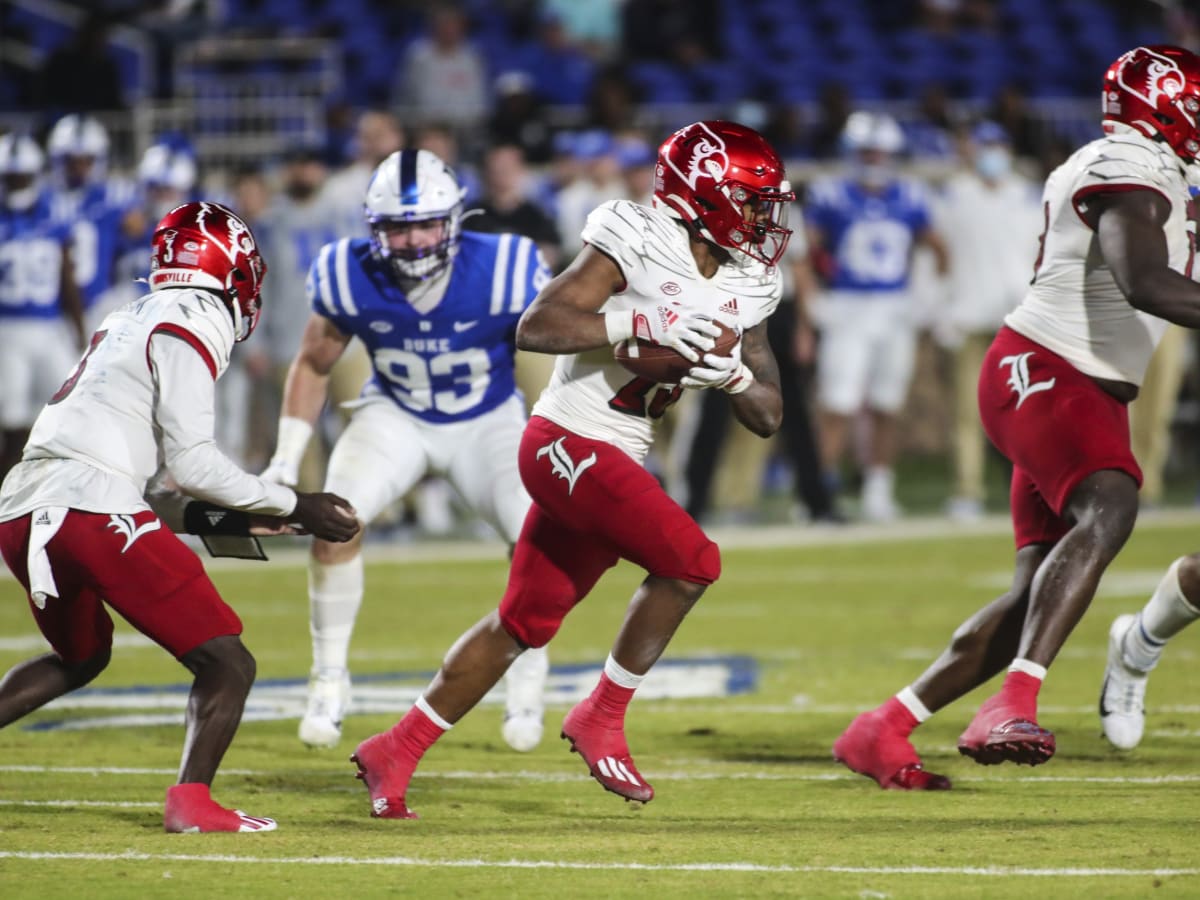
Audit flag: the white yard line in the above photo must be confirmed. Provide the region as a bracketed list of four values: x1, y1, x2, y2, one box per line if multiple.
[3, 764, 1198, 785]
[0, 850, 1194, 877]
[0, 799, 158, 808]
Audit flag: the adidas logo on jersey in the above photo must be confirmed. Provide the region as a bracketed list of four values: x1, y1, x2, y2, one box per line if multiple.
[206, 510, 226, 527]
[718, 298, 740, 316]
[34, 511, 51, 526]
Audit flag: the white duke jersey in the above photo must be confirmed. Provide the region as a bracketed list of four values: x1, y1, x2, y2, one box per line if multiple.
[532, 199, 781, 461]
[0, 287, 295, 520]
[308, 231, 549, 424]
[1005, 130, 1194, 385]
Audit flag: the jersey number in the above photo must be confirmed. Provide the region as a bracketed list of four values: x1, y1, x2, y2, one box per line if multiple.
[49, 330, 107, 405]
[609, 376, 682, 419]
[373, 347, 490, 414]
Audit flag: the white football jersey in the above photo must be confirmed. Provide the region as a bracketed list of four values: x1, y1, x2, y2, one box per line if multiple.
[531, 200, 781, 461]
[1005, 130, 1193, 385]
[0, 287, 295, 520]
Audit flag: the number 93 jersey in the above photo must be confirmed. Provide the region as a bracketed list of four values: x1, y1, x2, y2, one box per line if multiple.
[805, 176, 932, 292]
[307, 231, 550, 424]
[531, 199, 781, 462]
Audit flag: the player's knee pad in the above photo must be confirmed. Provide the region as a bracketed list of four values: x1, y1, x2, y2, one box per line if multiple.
[498, 592, 565, 649]
[649, 534, 721, 586]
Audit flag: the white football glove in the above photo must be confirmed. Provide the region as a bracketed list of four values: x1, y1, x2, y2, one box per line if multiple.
[261, 416, 313, 488]
[605, 306, 721, 363]
[260, 458, 299, 488]
[680, 348, 754, 394]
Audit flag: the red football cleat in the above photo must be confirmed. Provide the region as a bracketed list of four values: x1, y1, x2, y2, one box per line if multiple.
[832, 709, 952, 791]
[164, 783, 277, 833]
[350, 731, 419, 819]
[561, 701, 654, 803]
[957, 703, 1056, 766]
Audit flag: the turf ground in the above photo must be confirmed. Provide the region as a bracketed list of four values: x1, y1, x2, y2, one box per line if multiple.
[2, 513, 1200, 898]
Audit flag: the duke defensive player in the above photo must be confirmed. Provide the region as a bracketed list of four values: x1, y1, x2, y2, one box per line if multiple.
[262, 149, 552, 751]
[805, 111, 949, 521]
[0, 133, 85, 480]
[47, 114, 135, 332]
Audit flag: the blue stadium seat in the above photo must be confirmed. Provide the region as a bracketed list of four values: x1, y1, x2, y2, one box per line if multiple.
[627, 62, 696, 104]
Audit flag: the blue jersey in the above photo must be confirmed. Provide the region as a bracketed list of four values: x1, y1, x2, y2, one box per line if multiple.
[307, 230, 550, 424]
[806, 177, 932, 293]
[51, 179, 135, 311]
[0, 192, 72, 320]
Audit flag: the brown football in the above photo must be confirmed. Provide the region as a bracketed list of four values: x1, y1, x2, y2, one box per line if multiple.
[613, 319, 739, 384]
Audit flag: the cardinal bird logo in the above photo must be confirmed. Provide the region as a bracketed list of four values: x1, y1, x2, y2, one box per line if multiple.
[669, 123, 729, 191]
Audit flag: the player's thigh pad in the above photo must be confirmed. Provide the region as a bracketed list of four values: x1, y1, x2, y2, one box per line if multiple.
[0, 324, 39, 427]
[66, 510, 241, 659]
[519, 417, 720, 585]
[864, 317, 917, 413]
[0, 514, 114, 663]
[325, 400, 430, 524]
[815, 295, 875, 415]
[979, 327, 1141, 515]
[445, 396, 531, 543]
[498, 502, 618, 647]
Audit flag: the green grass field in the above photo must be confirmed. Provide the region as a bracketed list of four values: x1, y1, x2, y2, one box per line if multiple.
[2, 515, 1200, 898]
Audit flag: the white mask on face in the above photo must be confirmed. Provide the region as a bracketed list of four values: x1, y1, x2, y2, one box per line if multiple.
[975, 146, 1012, 181]
[855, 161, 891, 189]
[4, 184, 38, 211]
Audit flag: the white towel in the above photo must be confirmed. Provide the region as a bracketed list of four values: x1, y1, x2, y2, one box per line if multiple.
[27, 507, 67, 610]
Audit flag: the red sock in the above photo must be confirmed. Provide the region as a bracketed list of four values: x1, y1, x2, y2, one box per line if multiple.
[167, 782, 213, 807]
[878, 695, 920, 739]
[388, 704, 448, 762]
[587, 673, 637, 726]
[996, 670, 1042, 720]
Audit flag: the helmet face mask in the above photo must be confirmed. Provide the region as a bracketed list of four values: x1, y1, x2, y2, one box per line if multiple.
[0, 133, 45, 212]
[364, 149, 466, 285]
[840, 111, 905, 190]
[149, 201, 268, 342]
[653, 120, 794, 267]
[1103, 45, 1200, 163]
[47, 114, 109, 186]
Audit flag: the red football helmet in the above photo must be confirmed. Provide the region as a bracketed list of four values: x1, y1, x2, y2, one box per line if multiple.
[149, 201, 267, 341]
[1102, 45, 1200, 162]
[654, 120, 794, 267]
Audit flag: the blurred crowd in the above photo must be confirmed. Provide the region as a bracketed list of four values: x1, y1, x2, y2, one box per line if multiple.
[2, 0, 1198, 535]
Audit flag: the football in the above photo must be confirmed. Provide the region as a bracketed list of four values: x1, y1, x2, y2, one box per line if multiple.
[613, 319, 740, 384]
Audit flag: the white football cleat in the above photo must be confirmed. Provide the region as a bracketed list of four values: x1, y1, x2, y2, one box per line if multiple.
[1100, 614, 1149, 750]
[502, 646, 549, 752]
[299, 669, 351, 749]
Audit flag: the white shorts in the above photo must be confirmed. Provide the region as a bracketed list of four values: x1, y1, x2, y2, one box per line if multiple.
[815, 292, 917, 415]
[325, 393, 531, 541]
[0, 319, 79, 428]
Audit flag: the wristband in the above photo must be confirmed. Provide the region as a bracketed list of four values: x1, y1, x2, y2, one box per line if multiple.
[270, 416, 314, 469]
[183, 501, 252, 535]
[182, 501, 267, 560]
[604, 310, 634, 345]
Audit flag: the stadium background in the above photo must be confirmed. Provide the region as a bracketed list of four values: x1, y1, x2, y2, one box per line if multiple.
[5, 0, 1199, 524]
[4, 2, 1200, 896]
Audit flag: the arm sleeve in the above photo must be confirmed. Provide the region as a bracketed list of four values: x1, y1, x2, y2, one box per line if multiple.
[150, 332, 297, 515]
